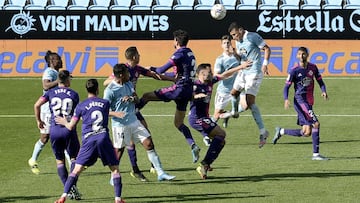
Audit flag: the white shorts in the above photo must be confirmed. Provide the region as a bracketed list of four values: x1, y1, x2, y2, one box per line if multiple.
[233, 72, 263, 96]
[111, 120, 150, 149]
[40, 112, 51, 134]
[214, 92, 232, 110]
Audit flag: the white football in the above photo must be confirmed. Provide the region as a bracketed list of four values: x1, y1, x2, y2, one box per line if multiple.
[210, 4, 226, 20]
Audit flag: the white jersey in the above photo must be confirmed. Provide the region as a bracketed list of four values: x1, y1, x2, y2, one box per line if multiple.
[235, 31, 266, 74]
[214, 53, 240, 94]
[40, 67, 59, 113]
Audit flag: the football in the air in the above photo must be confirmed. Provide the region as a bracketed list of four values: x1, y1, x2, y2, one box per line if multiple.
[210, 4, 226, 20]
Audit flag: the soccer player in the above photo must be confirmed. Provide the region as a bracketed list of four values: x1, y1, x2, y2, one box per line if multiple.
[54, 79, 125, 203]
[28, 50, 64, 174]
[272, 47, 329, 161]
[212, 35, 242, 129]
[228, 22, 271, 148]
[33, 70, 81, 199]
[136, 29, 201, 163]
[104, 63, 175, 181]
[189, 63, 251, 179]
[103, 46, 170, 181]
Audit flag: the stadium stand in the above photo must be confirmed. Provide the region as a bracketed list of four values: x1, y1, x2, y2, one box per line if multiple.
[300, 0, 322, 9]
[3, 0, 26, 10]
[236, 0, 258, 10]
[194, 0, 215, 10]
[258, 0, 279, 10]
[0, 0, 353, 11]
[131, 0, 153, 10]
[109, 0, 132, 10]
[67, 0, 89, 10]
[343, 0, 360, 9]
[152, 0, 174, 10]
[219, 0, 237, 10]
[173, 0, 195, 10]
[88, 0, 110, 10]
[279, 0, 300, 9]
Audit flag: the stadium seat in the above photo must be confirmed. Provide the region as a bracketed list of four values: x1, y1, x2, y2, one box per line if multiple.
[67, 0, 89, 10]
[343, 0, 360, 9]
[279, 0, 299, 10]
[300, 0, 321, 9]
[24, 0, 48, 10]
[152, 0, 174, 10]
[322, 0, 343, 9]
[131, 0, 153, 10]
[219, 0, 237, 10]
[236, 0, 257, 10]
[109, 0, 131, 10]
[88, 0, 111, 10]
[258, 0, 279, 10]
[3, 0, 26, 10]
[173, 0, 194, 10]
[194, 0, 215, 10]
[46, 0, 68, 10]
[0, 0, 6, 9]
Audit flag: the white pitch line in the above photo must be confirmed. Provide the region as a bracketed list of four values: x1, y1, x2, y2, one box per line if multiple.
[0, 114, 359, 118]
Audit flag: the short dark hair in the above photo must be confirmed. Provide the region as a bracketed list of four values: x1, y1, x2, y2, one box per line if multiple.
[113, 63, 128, 78]
[221, 35, 231, 41]
[298, 46, 309, 54]
[196, 63, 212, 74]
[228, 22, 244, 33]
[86, 79, 98, 94]
[125, 46, 139, 60]
[173, 29, 189, 46]
[58, 70, 71, 84]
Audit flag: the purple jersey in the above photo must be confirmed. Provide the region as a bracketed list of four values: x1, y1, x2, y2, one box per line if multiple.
[284, 62, 326, 106]
[152, 47, 196, 86]
[41, 86, 80, 160]
[72, 97, 110, 140]
[42, 86, 80, 127]
[72, 97, 118, 167]
[189, 77, 220, 120]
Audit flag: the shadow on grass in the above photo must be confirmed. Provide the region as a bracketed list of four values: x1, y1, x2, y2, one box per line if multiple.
[274, 139, 360, 145]
[172, 171, 360, 185]
[126, 192, 269, 203]
[0, 195, 51, 202]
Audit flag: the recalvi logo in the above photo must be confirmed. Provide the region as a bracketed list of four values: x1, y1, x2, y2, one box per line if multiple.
[257, 10, 360, 34]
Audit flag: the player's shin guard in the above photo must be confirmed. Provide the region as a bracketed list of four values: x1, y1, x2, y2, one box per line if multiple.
[127, 145, 140, 172]
[202, 136, 225, 165]
[250, 104, 265, 130]
[146, 149, 164, 175]
[64, 173, 78, 194]
[112, 173, 122, 198]
[57, 163, 69, 186]
[178, 124, 195, 146]
[312, 127, 320, 153]
[231, 96, 239, 113]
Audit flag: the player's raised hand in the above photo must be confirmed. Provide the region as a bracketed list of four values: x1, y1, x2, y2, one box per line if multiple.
[113, 111, 126, 118]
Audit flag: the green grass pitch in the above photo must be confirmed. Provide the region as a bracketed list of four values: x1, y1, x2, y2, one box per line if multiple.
[1, 76, 360, 203]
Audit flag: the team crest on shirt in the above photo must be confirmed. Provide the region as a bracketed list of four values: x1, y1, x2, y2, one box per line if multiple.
[308, 70, 313, 76]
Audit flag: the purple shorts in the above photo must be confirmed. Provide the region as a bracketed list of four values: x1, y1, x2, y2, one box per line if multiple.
[189, 117, 217, 136]
[155, 84, 192, 111]
[50, 126, 80, 161]
[76, 132, 119, 167]
[294, 99, 318, 126]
